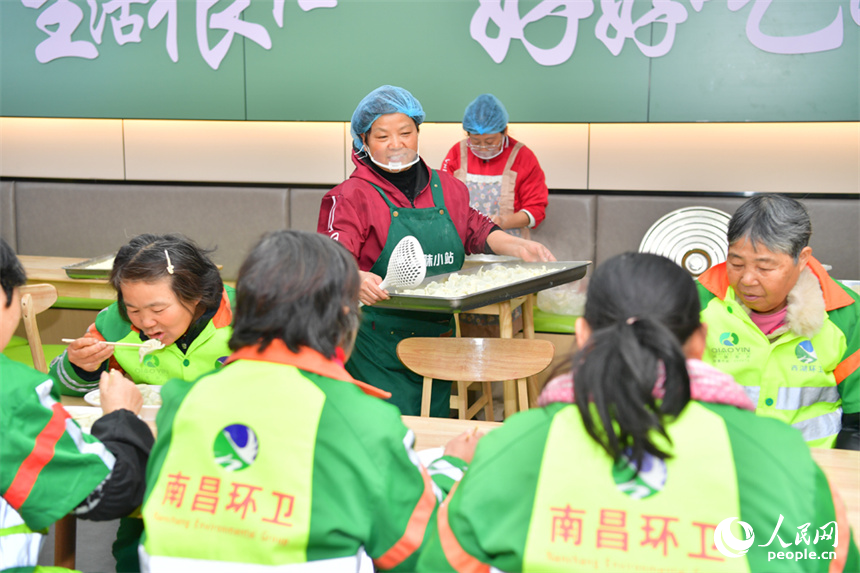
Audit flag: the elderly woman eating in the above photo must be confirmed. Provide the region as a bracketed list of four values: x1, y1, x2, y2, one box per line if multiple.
[697, 194, 859, 449]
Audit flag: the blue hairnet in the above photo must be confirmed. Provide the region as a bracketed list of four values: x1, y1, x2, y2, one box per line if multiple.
[350, 85, 425, 150]
[462, 94, 509, 135]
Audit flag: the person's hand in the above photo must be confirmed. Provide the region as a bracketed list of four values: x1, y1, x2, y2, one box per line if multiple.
[358, 270, 390, 305]
[98, 369, 142, 416]
[514, 239, 556, 263]
[443, 427, 483, 463]
[68, 337, 114, 372]
[490, 211, 529, 230]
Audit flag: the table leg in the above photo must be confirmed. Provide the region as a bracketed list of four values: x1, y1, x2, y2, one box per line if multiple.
[54, 514, 76, 569]
[523, 294, 540, 407]
[497, 301, 518, 418]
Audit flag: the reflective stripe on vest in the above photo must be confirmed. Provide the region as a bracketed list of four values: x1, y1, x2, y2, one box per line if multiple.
[522, 403, 750, 572]
[142, 361, 323, 567]
[0, 497, 44, 570]
[701, 291, 845, 445]
[113, 321, 231, 385]
[140, 546, 374, 573]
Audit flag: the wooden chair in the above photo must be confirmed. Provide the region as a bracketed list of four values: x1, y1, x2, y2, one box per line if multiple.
[396, 337, 555, 419]
[19, 283, 58, 374]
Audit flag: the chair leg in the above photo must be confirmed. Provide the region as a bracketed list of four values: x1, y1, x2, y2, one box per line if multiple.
[457, 381, 468, 419]
[54, 514, 76, 569]
[517, 378, 529, 412]
[482, 382, 494, 421]
[421, 377, 432, 417]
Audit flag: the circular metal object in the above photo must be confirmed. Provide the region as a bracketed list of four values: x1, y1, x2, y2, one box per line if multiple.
[639, 207, 731, 277]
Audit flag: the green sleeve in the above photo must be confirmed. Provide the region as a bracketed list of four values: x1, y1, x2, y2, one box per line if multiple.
[1, 357, 112, 531]
[827, 286, 860, 413]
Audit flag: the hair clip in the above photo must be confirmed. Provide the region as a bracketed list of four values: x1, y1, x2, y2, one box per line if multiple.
[165, 249, 175, 275]
[626, 317, 638, 325]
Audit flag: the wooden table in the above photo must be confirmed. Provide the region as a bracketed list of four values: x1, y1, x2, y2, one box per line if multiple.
[19, 255, 116, 300]
[402, 416, 860, 545]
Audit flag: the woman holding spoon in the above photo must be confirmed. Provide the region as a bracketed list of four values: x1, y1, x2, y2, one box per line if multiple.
[317, 85, 555, 417]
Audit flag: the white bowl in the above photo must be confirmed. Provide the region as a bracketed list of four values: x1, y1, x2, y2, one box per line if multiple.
[64, 405, 103, 433]
[84, 384, 162, 421]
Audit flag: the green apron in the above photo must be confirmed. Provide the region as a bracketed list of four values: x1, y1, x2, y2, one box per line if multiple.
[346, 170, 465, 417]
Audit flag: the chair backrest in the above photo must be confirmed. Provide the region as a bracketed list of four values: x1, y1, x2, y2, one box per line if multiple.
[20, 283, 58, 373]
[397, 337, 555, 383]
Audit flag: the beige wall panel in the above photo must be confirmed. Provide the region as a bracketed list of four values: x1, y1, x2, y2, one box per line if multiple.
[508, 124, 588, 189]
[124, 120, 344, 184]
[589, 122, 860, 193]
[0, 117, 124, 179]
[418, 123, 467, 170]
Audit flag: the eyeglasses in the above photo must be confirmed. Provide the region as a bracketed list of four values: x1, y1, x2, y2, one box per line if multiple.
[467, 140, 503, 151]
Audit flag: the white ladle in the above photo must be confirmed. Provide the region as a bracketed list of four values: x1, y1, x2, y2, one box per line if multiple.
[379, 235, 427, 291]
[62, 338, 166, 363]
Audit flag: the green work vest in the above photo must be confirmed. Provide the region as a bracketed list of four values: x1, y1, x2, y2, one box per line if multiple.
[701, 288, 845, 448]
[522, 403, 746, 572]
[109, 320, 232, 386]
[346, 169, 465, 417]
[141, 360, 322, 568]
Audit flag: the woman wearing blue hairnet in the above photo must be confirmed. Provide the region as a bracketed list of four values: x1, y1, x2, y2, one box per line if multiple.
[317, 85, 555, 417]
[441, 94, 548, 239]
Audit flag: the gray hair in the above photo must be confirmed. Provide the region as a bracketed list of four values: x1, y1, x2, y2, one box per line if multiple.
[727, 194, 811, 262]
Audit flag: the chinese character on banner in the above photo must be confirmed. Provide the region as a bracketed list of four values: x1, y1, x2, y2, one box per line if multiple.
[444, 251, 454, 265]
[594, 0, 689, 58]
[272, 0, 337, 28]
[263, 491, 295, 527]
[22, 0, 98, 63]
[197, 0, 272, 70]
[640, 515, 679, 556]
[191, 476, 221, 514]
[550, 505, 585, 545]
[814, 521, 838, 548]
[758, 514, 793, 549]
[688, 522, 725, 561]
[225, 482, 263, 519]
[470, 0, 595, 65]
[728, 0, 845, 55]
[596, 509, 628, 551]
[162, 472, 190, 508]
[148, 0, 178, 62]
[87, 0, 149, 46]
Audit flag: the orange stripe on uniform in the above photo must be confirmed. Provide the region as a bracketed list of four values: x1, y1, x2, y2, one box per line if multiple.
[834, 349, 860, 384]
[5, 403, 70, 508]
[437, 481, 490, 573]
[826, 476, 850, 573]
[374, 465, 437, 570]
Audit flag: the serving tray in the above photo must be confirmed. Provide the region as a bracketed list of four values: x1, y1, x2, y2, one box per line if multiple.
[375, 261, 590, 313]
[62, 254, 115, 279]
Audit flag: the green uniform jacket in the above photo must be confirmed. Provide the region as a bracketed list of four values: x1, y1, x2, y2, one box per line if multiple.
[50, 287, 235, 396]
[698, 258, 860, 447]
[140, 341, 467, 572]
[417, 401, 859, 573]
[1, 355, 115, 572]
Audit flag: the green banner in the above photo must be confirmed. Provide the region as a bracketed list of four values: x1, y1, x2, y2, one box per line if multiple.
[1, 0, 857, 122]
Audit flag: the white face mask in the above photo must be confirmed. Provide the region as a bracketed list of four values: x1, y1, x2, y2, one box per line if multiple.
[468, 135, 507, 161]
[364, 144, 420, 173]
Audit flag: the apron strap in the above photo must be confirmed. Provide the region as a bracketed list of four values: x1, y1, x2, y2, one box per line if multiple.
[453, 140, 468, 182]
[500, 142, 525, 235]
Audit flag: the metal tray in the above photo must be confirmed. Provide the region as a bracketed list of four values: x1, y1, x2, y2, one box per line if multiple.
[376, 261, 591, 313]
[62, 254, 115, 279]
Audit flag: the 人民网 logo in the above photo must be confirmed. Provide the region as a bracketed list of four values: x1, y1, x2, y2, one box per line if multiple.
[213, 424, 258, 472]
[795, 341, 818, 364]
[720, 332, 739, 347]
[714, 517, 755, 558]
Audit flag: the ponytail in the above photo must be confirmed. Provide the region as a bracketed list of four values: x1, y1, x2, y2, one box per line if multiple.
[566, 253, 701, 469]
